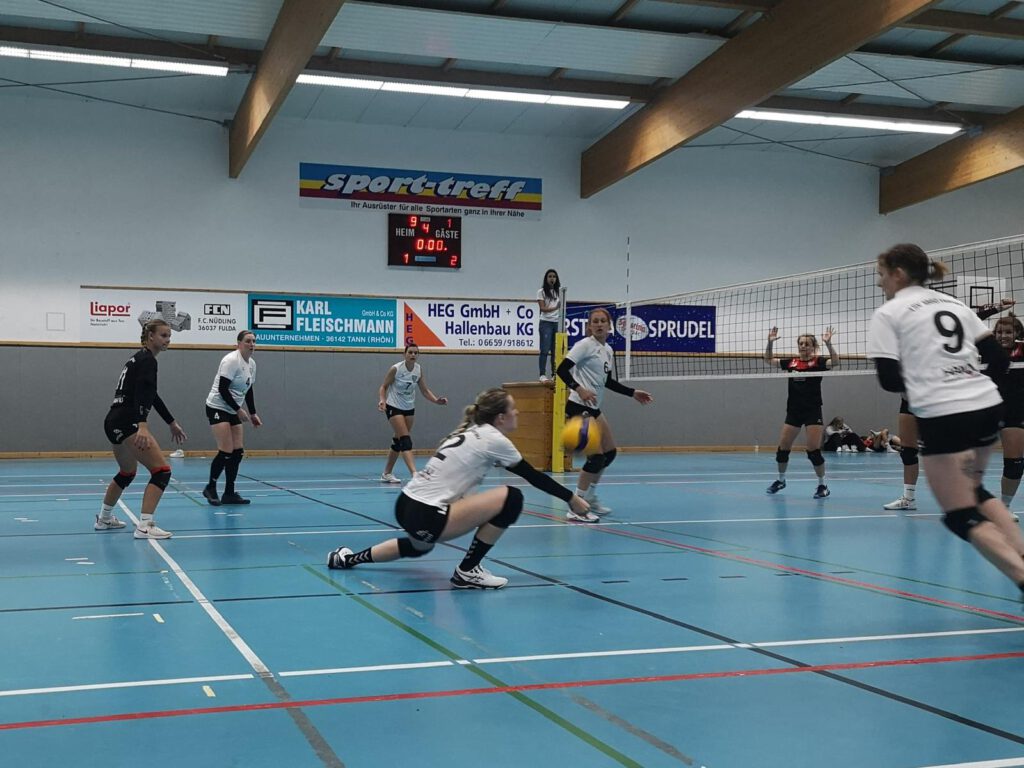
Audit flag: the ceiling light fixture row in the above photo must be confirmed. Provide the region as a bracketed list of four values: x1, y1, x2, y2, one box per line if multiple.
[0, 45, 228, 76]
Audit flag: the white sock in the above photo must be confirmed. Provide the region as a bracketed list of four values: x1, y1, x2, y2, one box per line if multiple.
[904, 485, 916, 501]
[1002, 493, 1014, 507]
[140, 513, 154, 527]
[778, 473, 786, 482]
[99, 503, 114, 520]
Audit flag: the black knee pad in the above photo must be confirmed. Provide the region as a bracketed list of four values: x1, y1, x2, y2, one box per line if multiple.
[491, 486, 524, 529]
[806, 449, 825, 467]
[900, 447, 919, 466]
[1004, 457, 1024, 481]
[602, 448, 618, 469]
[976, 485, 995, 505]
[391, 437, 401, 452]
[397, 435, 413, 452]
[148, 466, 172, 491]
[113, 470, 137, 489]
[942, 506, 987, 541]
[397, 537, 434, 558]
[582, 453, 607, 474]
[775, 448, 791, 464]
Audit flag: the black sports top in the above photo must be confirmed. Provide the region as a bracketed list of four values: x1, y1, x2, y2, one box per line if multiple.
[109, 348, 174, 423]
[779, 356, 828, 409]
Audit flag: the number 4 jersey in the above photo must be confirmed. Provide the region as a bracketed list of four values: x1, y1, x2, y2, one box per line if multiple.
[868, 284, 1001, 418]
[404, 423, 522, 507]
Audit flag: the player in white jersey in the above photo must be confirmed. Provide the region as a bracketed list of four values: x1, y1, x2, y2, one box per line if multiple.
[378, 344, 447, 483]
[202, 331, 261, 506]
[868, 243, 1024, 599]
[556, 307, 653, 521]
[328, 388, 590, 589]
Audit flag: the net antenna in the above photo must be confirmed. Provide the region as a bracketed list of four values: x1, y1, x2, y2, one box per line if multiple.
[619, 234, 1024, 382]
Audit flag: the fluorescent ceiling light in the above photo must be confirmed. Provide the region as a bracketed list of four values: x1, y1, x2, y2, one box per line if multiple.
[0, 44, 227, 76]
[296, 73, 382, 90]
[381, 82, 468, 97]
[548, 95, 630, 109]
[735, 109, 962, 135]
[464, 89, 549, 104]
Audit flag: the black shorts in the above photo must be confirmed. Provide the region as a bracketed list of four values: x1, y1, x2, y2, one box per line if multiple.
[1002, 396, 1024, 430]
[394, 493, 448, 544]
[899, 398, 911, 415]
[784, 405, 823, 428]
[104, 410, 139, 445]
[206, 406, 242, 426]
[566, 400, 601, 419]
[916, 404, 1002, 456]
[385, 405, 415, 420]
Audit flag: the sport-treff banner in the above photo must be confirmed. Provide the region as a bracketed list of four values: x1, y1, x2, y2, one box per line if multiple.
[249, 295, 398, 348]
[566, 303, 717, 353]
[81, 288, 247, 344]
[299, 163, 542, 220]
[401, 299, 538, 350]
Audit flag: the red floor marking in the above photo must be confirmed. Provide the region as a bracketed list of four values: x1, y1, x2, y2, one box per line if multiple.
[3, 650, 1023, 731]
[527, 509, 1024, 623]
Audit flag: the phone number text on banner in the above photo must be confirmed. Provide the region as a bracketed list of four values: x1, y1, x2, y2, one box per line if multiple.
[566, 303, 716, 353]
[402, 299, 537, 350]
[300, 163, 542, 220]
[250, 295, 398, 348]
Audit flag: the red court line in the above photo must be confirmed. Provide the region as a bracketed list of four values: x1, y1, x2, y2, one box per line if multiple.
[3, 650, 1023, 732]
[527, 510, 1024, 624]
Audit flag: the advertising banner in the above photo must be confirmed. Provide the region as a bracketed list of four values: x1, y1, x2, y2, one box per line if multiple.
[81, 288, 246, 344]
[401, 299, 538, 351]
[300, 163, 542, 220]
[566, 303, 716, 353]
[249, 294, 398, 348]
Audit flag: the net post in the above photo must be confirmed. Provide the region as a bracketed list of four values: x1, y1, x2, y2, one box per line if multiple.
[551, 326, 568, 475]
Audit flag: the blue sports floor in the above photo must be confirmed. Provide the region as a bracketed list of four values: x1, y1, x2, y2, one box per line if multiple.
[1, 452, 1023, 768]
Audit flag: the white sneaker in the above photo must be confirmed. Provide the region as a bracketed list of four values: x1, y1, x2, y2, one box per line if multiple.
[584, 492, 612, 516]
[450, 564, 508, 589]
[567, 508, 600, 523]
[169, 449, 185, 458]
[883, 496, 916, 511]
[94, 514, 126, 530]
[379, 473, 401, 484]
[539, 375, 552, 383]
[1011, 510, 1020, 523]
[134, 524, 172, 539]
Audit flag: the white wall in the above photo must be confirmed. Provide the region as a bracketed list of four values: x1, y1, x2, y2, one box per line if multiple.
[2, 92, 1023, 343]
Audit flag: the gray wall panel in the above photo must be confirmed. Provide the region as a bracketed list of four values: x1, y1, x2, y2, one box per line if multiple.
[0, 346, 903, 454]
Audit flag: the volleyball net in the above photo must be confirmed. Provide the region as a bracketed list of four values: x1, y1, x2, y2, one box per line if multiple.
[615, 234, 1024, 381]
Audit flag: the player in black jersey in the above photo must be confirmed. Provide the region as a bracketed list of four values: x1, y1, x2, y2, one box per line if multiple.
[991, 314, 1024, 521]
[99, 319, 187, 539]
[763, 326, 838, 498]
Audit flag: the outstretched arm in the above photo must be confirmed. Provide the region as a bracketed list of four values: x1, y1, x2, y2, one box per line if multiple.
[418, 374, 448, 405]
[764, 327, 779, 366]
[823, 326, 838, 368]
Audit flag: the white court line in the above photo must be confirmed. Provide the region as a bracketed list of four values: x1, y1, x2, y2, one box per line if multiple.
[0, 673, 254, 698]
[72, 612, 144, 621]
[3, 622, 1021, 698]
[117, 500, 273, 678]
[917, 760, 1024, 768]
[278, 625, 1024, 678]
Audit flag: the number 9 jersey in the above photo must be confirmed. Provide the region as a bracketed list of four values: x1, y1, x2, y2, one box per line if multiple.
[868, 284, 1002, 418]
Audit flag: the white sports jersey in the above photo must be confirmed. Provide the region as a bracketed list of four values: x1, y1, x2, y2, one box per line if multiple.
[206, 350, 256, 414]
[566, 336, 614, 408]
[537, 289, 561, 323]
[867, 285, 1001, 418]
[386, 362, 421, 410]
[404, 423, 522, 507]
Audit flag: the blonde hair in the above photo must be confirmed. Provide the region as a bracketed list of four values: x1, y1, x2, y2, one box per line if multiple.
[140, 319, 170, 346]
[451, 387, 511, 435]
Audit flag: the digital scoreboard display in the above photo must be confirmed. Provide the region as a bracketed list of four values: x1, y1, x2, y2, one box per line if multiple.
[387, 214, 461, 269]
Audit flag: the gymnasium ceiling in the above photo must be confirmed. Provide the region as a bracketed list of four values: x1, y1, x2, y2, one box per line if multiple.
[1, 0, 1023, 211]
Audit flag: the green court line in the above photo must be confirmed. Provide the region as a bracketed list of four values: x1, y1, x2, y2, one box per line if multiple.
[303, 565, 644, 768]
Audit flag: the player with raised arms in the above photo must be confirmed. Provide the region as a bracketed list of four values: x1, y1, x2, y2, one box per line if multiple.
[763, 326, 838, 498]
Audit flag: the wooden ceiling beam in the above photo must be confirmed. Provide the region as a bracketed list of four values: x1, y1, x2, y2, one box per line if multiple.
[228, 0, 344, 179]
[580, 0, 941, 198]
[879, 104, 1024, 213]
[906, 8, 1024, 39]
